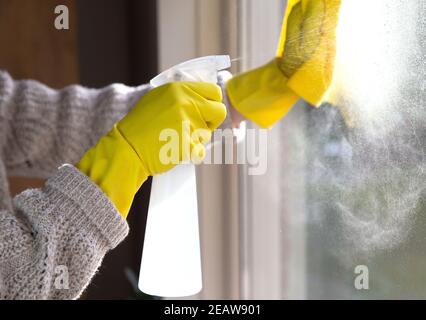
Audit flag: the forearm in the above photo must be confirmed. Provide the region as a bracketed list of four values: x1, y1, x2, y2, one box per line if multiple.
[0, 165, 128, 299]
[0, 70, 149, 178]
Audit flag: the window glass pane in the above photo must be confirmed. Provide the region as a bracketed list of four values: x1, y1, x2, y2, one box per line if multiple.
[305, 0, 426, 298]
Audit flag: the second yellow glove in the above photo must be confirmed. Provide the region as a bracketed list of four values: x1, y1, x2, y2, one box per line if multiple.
[227, 0, 341, 128]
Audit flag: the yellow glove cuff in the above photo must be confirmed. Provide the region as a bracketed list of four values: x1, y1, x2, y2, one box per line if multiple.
[76, 125, 149, 219]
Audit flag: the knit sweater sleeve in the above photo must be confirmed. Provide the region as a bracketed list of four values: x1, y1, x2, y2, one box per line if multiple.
[0, 164, 129, 299]
[0, 70, 150, 178]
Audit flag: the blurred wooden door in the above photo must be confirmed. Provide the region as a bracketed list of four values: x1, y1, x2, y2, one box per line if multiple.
[0, 0, 79, 195]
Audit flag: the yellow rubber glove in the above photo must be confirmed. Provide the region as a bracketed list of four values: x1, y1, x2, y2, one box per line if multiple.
[77, 82, 226, 219]
[226, 0, 341, 128]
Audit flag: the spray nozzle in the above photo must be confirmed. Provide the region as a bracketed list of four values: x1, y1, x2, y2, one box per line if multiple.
[150, 55, 231, 87]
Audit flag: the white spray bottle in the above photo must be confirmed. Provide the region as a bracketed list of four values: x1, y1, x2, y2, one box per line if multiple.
[138, 55, 231, 297]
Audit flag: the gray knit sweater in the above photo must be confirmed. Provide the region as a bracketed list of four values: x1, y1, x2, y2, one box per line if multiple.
[0, 70, 149, 299]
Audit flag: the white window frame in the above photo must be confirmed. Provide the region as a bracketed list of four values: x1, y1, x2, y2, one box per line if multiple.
[157, 0, 306, 299]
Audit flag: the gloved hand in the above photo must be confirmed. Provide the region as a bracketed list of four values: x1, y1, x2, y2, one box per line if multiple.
[77, 82, 226, 218]
[226, 0, 341, 128]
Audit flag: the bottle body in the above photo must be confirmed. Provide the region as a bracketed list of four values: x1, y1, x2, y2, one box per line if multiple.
[138, 55, 230, 297]
[139, 164, 202, 297]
